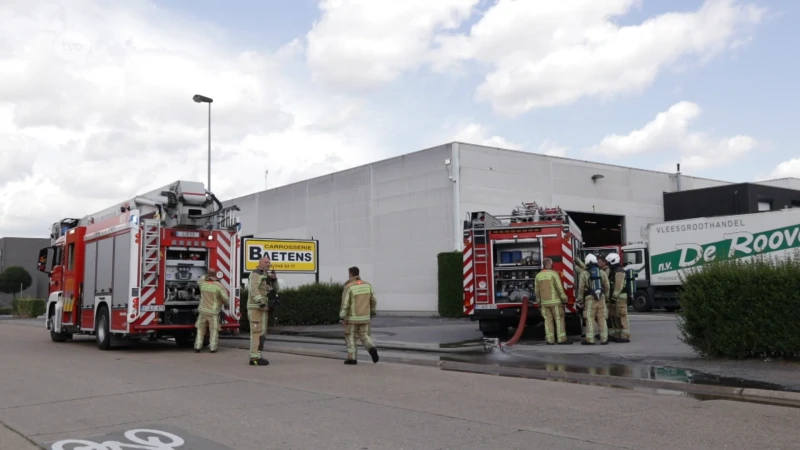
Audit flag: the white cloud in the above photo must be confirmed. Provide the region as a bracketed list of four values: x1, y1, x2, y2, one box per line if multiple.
[585, 101, 759, 171]
[450, 122, 571, 158]
[433, 0, 764, 117]
[0, 0, 385, 238]
[305, 0, 479, 91]
[766, 159, 800, 179]
[536, 139, 569, 157]
[451, 123, 522, 150]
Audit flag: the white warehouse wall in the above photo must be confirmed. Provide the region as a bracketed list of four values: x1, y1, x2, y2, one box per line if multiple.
[755, 178, 800, 190]
[455, 143, 731, 245]
[223, 144, 455, 313]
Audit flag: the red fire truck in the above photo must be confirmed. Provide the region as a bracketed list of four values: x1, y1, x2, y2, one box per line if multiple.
[36, 180, 243, 350]
[462, 202, 584, 338]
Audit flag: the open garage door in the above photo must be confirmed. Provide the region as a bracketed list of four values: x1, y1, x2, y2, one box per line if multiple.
[566, 211, 625, 248]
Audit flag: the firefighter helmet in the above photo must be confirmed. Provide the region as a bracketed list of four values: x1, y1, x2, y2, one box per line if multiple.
[584, 253, 598, 265]
[606, 252, 621, 265]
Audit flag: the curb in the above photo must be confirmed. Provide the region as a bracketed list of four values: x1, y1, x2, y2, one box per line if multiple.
[221, 335, 481, 354]
[438, 361, 800, 407]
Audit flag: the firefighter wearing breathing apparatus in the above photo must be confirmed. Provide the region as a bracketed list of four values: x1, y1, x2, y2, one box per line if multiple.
[247, 255, 278, 366]
[578, 254, 609, 345]
[598, 256, 619, 341]
[194, 268, 229, 353]
[534, 258, 571, 345]
[605, 252, 632, 343]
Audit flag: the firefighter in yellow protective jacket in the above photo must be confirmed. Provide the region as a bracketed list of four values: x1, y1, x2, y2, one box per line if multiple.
[605, 252, 631, 342]
[598, 256, 619, 341]
[577, 253, 609, 345]
[339, 266, 379, 365]
[534, 258, 572, 345]
[247, 255, 277, 366]
[194, 269, 229, 353]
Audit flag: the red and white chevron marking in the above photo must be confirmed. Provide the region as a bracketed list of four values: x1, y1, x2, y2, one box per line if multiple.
[463, 236, 475, 315]
[562, 240, 577, 313]
[213, 231, 239, 321]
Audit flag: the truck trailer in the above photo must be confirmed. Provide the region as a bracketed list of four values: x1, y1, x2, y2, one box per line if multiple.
[622, 208, 800, 312]
[36, 180, 243, 350]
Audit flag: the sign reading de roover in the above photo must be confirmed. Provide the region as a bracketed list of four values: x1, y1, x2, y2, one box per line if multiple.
[242, 238, 318, 274]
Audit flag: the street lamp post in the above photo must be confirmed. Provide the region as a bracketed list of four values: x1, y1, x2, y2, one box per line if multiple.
[193, 94, 213, 192]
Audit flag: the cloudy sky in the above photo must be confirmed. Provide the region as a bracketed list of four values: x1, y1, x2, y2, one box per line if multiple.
[1, 0, 797, 238]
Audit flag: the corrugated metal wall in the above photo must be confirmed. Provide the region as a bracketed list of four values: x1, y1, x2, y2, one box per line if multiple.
[223, 144, 455, 312]
[456, 143, 731, 245]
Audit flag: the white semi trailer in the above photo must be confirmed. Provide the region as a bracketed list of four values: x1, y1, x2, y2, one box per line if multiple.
[622, 208, 800, 312]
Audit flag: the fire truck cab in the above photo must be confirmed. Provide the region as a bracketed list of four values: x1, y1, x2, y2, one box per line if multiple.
[462, 202, 585, 338]
[36, 180, 243, 350]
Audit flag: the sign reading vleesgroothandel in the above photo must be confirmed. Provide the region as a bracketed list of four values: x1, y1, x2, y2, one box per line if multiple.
[242, 238, 318, 273]
[648, 210, 800, 286]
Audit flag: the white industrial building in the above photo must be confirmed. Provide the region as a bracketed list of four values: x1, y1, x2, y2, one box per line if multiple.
[223, 142, 788, 313]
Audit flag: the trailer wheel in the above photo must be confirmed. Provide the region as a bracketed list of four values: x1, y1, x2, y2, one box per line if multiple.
[48, 308, 69, 343]
[96, 306, 112, 350]
[632, 291, 653, 313]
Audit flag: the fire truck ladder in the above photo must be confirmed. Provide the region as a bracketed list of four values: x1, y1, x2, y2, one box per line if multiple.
[141, 219, 161, 289]
[472, 228, 490, 302]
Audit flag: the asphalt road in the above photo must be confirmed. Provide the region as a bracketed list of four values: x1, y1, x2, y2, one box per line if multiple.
[2, 321, 800, 449]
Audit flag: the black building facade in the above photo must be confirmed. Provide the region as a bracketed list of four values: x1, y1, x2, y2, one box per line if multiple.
[663, 183, 800, 222]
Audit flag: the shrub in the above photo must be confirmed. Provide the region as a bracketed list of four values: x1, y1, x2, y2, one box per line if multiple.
[0, 307, 12, 315]
[438, 251, 463, 318]
[238, 281, 344, 328]
[677, 254, 800, 359]
[12, 297, 46, 318]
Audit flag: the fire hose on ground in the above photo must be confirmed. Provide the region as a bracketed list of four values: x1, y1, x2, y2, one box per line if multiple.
[483, 294, 532, 353]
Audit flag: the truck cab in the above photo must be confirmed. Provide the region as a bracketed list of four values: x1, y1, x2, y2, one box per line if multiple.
[622, 242, 680, 313]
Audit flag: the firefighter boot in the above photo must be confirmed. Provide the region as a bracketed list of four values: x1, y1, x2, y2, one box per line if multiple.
[369, 347, 379, 363]
[344, 359, 357, 365]
[249, 357, 269, 366]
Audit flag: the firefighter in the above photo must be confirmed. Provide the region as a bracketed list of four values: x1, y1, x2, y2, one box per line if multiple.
[605, 252, 631, 343]
[578, 254, 609, 345]
[598, 256, 619, 342]
[194, 268, 229, 353]
[339, 266, 379, 365]
[574, 257, 588, 338]
[247, 255, 277, 366]
[534, 258, 571, 345]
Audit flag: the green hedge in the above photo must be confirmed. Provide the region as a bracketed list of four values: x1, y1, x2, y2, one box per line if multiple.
[677, 255, 800, 359]
[438, 251, 463, 318]
[238, 282, 344, 330]
[12, 297, 46, 318]
[0, 307, 12, 315]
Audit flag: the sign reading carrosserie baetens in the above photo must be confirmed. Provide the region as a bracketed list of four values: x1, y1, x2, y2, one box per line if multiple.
[241, 237, 319, 274]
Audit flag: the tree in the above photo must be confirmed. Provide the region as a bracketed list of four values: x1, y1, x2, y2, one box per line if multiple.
[0, 266, 33, 299]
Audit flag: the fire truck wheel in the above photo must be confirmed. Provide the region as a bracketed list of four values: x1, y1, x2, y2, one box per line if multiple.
[48, 310, 70, 343]
[96, 306, 112, 350]
[174, 333, 194, 348]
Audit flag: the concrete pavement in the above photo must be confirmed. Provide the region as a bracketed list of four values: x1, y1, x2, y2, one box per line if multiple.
[2, 321, 800, 449]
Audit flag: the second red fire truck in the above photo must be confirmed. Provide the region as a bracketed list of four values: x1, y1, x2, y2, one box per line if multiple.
[37, 180, 243, 350]
[462, 202, 585, 338]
